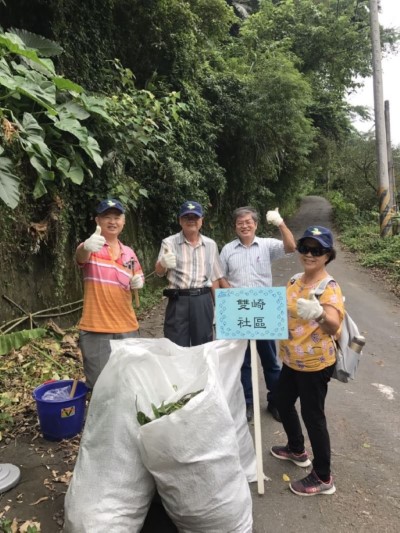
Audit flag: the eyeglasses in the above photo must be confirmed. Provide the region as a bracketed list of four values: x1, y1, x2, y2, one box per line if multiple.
[297, 244, 330, 257]
[236, 219, 255, 227]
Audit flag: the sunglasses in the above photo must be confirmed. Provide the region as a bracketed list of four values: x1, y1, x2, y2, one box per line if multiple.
[297, 244, 330, 257]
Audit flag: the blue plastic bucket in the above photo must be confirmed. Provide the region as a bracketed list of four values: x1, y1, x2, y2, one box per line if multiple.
[32, 380, 88, 441]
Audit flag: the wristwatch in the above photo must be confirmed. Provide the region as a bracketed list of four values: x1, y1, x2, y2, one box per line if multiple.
[316, 311, 326, 324]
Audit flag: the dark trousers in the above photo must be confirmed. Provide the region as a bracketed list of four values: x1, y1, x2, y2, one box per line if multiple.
[241, 339, 281, 407]
[164, 292, 213, 347]
[275, 363, 335, 481]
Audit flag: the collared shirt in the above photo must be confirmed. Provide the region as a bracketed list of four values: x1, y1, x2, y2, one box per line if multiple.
[219, 236, 287, 287]
[78, 242, 143, 333]
[157, 231, 223, 289]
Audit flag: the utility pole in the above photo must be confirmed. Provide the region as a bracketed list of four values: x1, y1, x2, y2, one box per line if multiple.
[384, 101, 396, 211]
[369, 0, 391, 237]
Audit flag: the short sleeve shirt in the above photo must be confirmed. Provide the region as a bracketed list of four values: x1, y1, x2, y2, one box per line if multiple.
[279, 278, 345, 372]
[219, 237, 287, 287]
[78, 242, 143, 333]
[157, 231, 224, 289]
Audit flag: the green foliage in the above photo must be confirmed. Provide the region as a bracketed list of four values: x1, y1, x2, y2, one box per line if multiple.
[0, 0, 399, 317]
[0, 520, 39, 533]
[0, 30, 185, 213]
[314, 131, 384, 218]
[0, 328, 47, 355]
[136, 284, 164, 318]
[329, 188, 400, 295]
[137, 390, 204, 426]
[339, 222, 400, 289]
[0, 28, 108, 207]
[0, 518, 14, 533]
[327, 190, 360, 230]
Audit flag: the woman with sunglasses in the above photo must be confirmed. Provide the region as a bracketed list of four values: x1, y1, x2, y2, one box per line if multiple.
[270, 226, 345, 496]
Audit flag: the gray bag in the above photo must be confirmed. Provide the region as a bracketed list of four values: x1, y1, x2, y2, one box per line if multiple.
[314, 277, 364, 382]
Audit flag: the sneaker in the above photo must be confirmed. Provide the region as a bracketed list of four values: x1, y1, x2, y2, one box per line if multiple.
[270, 445, 311, 467]
[290, 470, 336, 496]
[246, 404, 254, 422]
[267, 403, 281, 422]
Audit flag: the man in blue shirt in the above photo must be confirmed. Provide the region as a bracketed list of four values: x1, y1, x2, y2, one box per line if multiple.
[219, 206, 296, 422]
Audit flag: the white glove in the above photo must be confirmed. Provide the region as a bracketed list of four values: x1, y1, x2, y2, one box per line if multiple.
[266, 208, 283, 227]
[83, 226, 106, 252]
[130, 274, 144, 289]
[160, 251, 177, 269]
[297, 291, 323, 320]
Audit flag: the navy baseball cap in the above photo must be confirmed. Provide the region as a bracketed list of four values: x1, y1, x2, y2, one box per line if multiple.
[298, 226, 333, 249]
[179, 200, 203, 218]
[96, 199, 125, 214]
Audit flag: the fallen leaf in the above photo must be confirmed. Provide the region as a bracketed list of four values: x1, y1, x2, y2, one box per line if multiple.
[30, 496, 49, 505]
[19, 520, 41, 532]
[282, 473, 290, 482]
[362, 443, 370, 448]
[54, 471, 73, 484]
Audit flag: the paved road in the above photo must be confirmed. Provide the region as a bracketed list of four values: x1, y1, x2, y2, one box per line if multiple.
[251, 195, 400, 532]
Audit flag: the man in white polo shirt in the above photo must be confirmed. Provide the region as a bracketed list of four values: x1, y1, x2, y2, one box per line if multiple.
[219, 206, 296, 422]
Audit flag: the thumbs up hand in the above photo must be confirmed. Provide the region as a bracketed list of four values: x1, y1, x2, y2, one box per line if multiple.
[296, 290, 324, 320]
[83, 225, 106, 252]
[266, 208, 283, 227]
[130, 274, 144, 289]
[160, 247, 177, 269]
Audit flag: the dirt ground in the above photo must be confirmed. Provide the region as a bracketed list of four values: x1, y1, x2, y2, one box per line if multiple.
[1, 195, 400, 532]
[0, 301, 169, 533]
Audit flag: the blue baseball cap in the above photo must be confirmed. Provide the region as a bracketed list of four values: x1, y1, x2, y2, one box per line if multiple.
[298, 226, 333, 249]
[179, 200, 203, 218]
[96, 199, 125, 214]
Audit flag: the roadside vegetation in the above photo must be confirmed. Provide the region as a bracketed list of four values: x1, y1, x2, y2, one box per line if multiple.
[322, 132, 400, 297]
[0, 284, 162, 444]
[330, 191, 400, 297]
[1, 0, 399, 313]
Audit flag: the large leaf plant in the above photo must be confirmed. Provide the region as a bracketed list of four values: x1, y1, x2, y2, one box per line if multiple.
[0, 28, 184, 211]
[0, 28, 108, 208]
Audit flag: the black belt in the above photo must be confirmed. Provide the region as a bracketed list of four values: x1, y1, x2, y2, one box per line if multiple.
[163, 287, 211, 298]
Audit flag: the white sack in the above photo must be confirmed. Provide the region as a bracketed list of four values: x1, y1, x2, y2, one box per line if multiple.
[63, 352, 156, 533]
[113, 338, 256, 482]
[64, 338, 255, 533]
[131, 341, 252, 532]
[213, 339, 257, 482]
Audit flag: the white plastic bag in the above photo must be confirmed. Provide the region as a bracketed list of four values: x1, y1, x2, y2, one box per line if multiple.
[63, 354, 156, 533]
[131, 342, 252, 532]
[213, 339, 257, 482]
[64, 338, 254, 533]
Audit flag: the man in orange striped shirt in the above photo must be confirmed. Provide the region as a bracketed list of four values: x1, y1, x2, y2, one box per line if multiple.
[76, 199, 144, 389]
